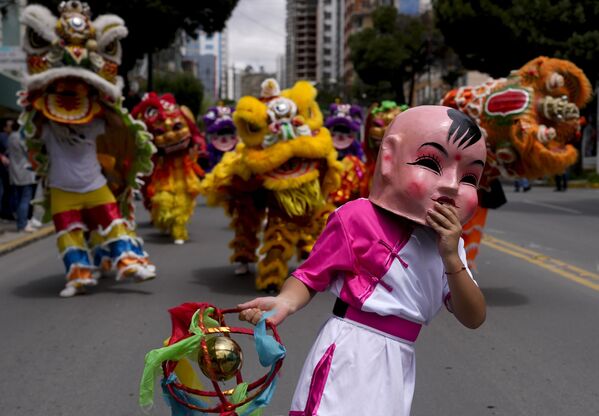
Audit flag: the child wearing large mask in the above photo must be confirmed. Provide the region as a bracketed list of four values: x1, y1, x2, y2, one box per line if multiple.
[239, 106, 487, 415]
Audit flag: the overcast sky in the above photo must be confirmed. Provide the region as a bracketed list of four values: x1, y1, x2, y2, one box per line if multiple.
[227, 0, 286, 73]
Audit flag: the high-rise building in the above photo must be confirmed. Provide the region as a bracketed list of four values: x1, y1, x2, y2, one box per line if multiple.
[316, 0, 344, 86]
[342, 0, 393, 91]
[286, 0, 318, 85]
[240, 67, 276, 97]
[184, 30, 229, 101]
[276, 54, 287, 88]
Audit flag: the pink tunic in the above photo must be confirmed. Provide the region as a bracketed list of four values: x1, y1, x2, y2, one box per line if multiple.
[289, 198, 474, 415]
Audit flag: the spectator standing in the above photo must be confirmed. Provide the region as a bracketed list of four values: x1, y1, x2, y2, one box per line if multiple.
[0, 119, 14, 219]
[554, 171, 568, 192]
[514, 178, 531, 192]
[7, 125, 37, 232]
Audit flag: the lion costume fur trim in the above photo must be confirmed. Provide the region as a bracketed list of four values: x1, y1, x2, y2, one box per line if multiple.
[516, 56, 592, 108]
[241, 129, 334, 173]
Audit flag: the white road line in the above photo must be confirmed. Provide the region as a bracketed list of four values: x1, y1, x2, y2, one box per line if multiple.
[521, 199, 582, 214]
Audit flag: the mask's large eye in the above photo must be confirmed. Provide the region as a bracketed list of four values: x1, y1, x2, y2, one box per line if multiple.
[27, 27, 51, 50]
[408, 155, 442, 174]
[461, 173, 479, 186]
[144, 106, 158, 120]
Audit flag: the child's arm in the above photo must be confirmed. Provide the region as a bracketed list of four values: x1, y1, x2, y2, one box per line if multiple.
[426, 202, 486, 329]
[238, 276, 316, 325]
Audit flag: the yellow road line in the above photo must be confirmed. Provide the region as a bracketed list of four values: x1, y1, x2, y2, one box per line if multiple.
[481, 235, 599, 292]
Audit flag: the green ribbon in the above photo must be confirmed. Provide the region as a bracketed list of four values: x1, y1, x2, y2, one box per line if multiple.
[138, 308, 219, 410]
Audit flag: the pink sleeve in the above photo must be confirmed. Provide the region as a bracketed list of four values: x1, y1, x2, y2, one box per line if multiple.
[291, 210, 355, 292]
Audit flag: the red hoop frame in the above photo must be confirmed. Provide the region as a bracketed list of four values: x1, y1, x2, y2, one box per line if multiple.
[162, 305, 284, 414]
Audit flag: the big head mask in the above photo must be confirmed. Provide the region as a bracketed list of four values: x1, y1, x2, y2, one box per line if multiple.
[369, 106, 486, 225]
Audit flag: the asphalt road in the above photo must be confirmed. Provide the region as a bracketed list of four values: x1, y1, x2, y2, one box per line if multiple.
[0, 187, 598, 416]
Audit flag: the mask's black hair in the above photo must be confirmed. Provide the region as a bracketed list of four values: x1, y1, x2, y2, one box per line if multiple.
[446, 108, 482, 149]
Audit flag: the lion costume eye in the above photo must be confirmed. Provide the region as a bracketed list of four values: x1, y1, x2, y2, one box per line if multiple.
[102, 40, 118, 57]
[546, 72, 565, 91]
[145, 106, 158, 120]
[68, 15, 86, 31]
[26, 27, 51, 51]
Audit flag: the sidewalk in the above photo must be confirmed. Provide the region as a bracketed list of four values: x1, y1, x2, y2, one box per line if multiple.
[0, 220, 55, 256]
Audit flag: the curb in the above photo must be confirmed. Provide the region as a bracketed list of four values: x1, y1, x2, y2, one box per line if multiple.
[0, 225, 55, 256]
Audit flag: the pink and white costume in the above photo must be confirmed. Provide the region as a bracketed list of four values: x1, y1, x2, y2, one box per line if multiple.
[289, 198, 474, 416]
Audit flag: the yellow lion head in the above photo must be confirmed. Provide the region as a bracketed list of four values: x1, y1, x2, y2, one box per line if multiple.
[230, 79, 341, 217]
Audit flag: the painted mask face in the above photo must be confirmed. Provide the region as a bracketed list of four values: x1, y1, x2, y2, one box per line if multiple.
[369, 106, 486, 225]
[331, 125, 357, 150]
[210, 133, 238, 152]
[132, 93, 192, 152]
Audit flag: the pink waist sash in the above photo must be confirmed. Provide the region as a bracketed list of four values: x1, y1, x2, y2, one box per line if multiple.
[333, 298, 422, 342]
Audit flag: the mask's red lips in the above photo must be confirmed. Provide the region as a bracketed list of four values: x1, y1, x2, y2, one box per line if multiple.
[434, 196, 458, 207]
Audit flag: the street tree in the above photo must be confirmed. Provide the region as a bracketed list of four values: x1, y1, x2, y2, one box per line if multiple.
[349, 6, 444, 105]
[433, 0, 599, 84]
[31, 0, 239, 78]
[153, 72, 204, 118]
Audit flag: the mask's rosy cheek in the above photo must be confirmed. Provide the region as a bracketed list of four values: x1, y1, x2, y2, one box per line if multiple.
[462, 190, 479, 216]
[406, 180, 426, 200]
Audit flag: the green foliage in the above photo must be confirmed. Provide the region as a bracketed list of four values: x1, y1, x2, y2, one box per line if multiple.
[152, 72, 204, 118]
[349, 6, 445, 105]
[433, 0, 599, 82]
[587, 172, 599, 184]
[351, 79, 397, 107]
[315, 82, 345, 111]
[30, 0, 239, 75]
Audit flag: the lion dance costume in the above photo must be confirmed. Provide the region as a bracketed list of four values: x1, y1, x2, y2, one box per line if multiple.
[363, 101, 408, 192]
[203, 104, 239, 172]
[19, 2, 157, 297]
[132, 93, 205, 244]
[201, 79, 342, 291]
[441, 56, 592, 267]
[325, 102, 369, 205]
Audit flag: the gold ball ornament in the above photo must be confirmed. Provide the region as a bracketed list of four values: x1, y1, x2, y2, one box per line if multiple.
[198, 336, 244, 381]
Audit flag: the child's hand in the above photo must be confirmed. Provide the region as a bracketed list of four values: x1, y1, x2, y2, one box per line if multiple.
[425, 201, 461, 259]
[238, 296, 294, 326]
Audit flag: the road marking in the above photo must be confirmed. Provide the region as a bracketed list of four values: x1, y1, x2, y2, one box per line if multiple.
[521, 199, 582, 214]
[482, 235, 599, 292]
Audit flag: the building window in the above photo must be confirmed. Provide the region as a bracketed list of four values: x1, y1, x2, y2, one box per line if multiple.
[324, 36, 332, 44]
[205, 44, 213, 50]
[324, 24, 332, 32]
[323, 48, 332, 56]
[324, 11, 332, 19]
